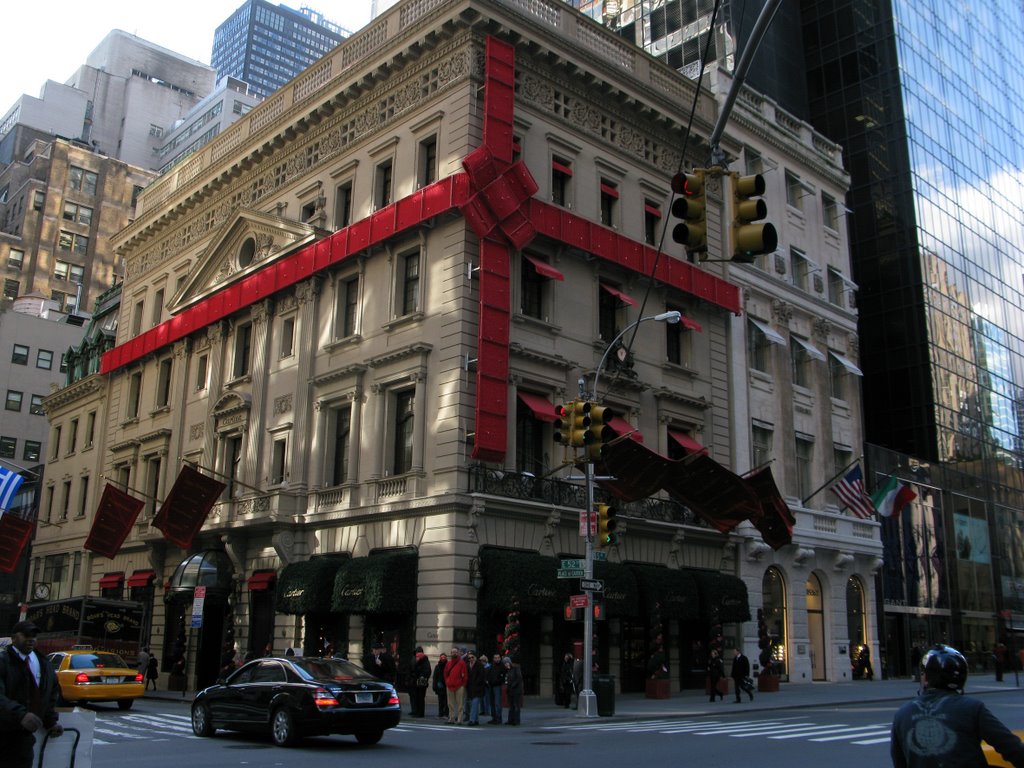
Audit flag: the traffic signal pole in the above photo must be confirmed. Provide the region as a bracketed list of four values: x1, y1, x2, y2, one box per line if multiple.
[578, 457, 598, 717]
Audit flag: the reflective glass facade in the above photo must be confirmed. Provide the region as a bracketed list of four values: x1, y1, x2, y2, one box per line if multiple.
[211, 1, 348, 100]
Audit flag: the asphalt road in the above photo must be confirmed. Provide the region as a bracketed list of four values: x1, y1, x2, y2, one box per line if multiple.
[50, 695, 1024, 768]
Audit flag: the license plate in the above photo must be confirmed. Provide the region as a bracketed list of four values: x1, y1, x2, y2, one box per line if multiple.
[104, 677, 120, 684]
[355, 692, 373, 704]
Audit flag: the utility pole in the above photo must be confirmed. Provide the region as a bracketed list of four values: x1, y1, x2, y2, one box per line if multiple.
[578, 376, 598, 717]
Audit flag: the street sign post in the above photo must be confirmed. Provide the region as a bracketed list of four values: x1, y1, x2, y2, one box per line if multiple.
[578, 513, 597, 537]
[580, 578, 603, 593]
[560, 559, 584, 570]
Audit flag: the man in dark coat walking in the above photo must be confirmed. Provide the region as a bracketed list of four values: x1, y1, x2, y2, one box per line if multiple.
[0, 620, 64, 768]
[731, 647, 754, 703]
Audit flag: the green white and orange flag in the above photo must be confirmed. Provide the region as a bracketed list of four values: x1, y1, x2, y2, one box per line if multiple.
[871, 475, 916, 518]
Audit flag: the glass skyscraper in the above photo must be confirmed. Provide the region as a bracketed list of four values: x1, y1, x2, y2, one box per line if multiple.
[211, 1, 349, 100]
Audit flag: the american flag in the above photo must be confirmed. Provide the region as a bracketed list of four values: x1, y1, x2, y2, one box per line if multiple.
[0, 465, 25, 513]
[830, 464, 875, 519]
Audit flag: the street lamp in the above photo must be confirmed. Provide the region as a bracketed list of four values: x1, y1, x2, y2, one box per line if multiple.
[592, 311, 681, 400]
[575, 310, 681, 718]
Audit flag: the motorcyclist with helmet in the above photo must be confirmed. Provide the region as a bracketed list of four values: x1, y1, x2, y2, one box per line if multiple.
[891, 644, 1024, 767]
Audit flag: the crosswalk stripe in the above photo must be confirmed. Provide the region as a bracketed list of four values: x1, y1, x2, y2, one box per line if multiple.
[811, 725, 891, 742]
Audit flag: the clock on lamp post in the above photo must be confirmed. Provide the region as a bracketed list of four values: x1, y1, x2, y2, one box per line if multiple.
[33, 582, 50, 601]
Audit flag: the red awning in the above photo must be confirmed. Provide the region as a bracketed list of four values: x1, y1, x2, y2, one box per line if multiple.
[248, 570, 277, 591]
[600, 283, 638, 307]
[126, 569, 156, 588]
[99, 572, 125, 589]
[669, 430, 706, 455]
[600, 183, 619, 199]
[681, 316, 702, 332]
[644, 203, 662, 218]
[517, 391, 560, 422]
[552, 160, 573, 176]
[523, 253, 565, 281]
[607, 415, 643, 442]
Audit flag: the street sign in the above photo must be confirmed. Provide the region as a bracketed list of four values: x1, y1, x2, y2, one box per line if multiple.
[578, 512, 597, 537]
[191, 585, 206, 628]
[569, 594, 589, 609]
[592, 551, 607, 561]
[581, 578, 604, 592]
[560, 559, 584, 570]
[558, 568, 585, 579]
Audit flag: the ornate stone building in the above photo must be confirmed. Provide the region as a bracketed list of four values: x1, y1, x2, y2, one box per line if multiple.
[33, 0, 878, 694]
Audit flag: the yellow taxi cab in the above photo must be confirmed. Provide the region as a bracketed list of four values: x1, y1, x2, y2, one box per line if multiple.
[984, 729, 1024, 767]
[47, 646, 145, 710]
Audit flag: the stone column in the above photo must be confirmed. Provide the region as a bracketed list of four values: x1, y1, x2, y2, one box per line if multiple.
[368, 383, 384, 480]
[289, 278, 321, 496]
[242, 300, 273, 489]
[412, 372, 427, 473]
[201, 323, 227, 471]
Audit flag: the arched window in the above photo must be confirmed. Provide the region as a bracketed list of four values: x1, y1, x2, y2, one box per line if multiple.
[762, 567, 788, 676]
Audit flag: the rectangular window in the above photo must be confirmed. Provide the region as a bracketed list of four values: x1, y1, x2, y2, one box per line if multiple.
[68, 418, 79, 454]
[400, 251, 420, 316]
[521, 257, 545, 320]
[300, 198, 316, 223]
[7, 249, 24, 270]
[744, 148, 764, 176]
[61, 480, 72, 521]
[12, 344, 29, 365]
[36, 349, 53, 370]
[392, 389, 415, 475]
[5, 390, 23, 411]
[3, 279, 19, 300]
[790, 247, 812, 291]
[833, 447, 853, 478]
[791, 335, 814, 387]
[795, 436, 814, 500]
[233, 323, 252, 378]
[62, 202, 93, 225]
[0, 437, 14, 458]
[196, 354, 208, 390]
[785, 171, 806, 211]
[821, 193, 839, 230]
[156, 358, 172, 407]
[146, 457, 162, 516]
[85, 411, 95, 447]
[374, 159, 393, 209]
[69, 166, 98, 195]
[827, 267, 844, 306]
[551, 156, 572, 207]
[599, 179, 619, 227]
[31, 192, 44, 211]
[127, 372, 142, 418]
[30, 394, 45, 415]
[51, 291, 77, 314]
[51, 426, 61, 459]
[271, 438, 287, 484]
[334, 181, 353, 228]
[132, 301, 144, 335]
[335, 276, 359, 338]
[747, 320, 776, 374]
[151, 289, 164, 326]
[78, 476, 89, 517]
[514, 398, 546, 476]
[644, 200, 662, 245]
[331, 404, 352, 485]
[280, 317, 295, 358]
[24, 440, 41, 462]
[224, 436, 242, 498]
[828, 350, 863, 401]
[418, 135, 438, 187]
[752, 424, 773, 469]
[665, 306, 693, 366]
[44, 486, 55, 523]
[57, 231, 89, 256]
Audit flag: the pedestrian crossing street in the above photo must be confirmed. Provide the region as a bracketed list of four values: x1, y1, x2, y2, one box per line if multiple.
[545, 715, 892, 747]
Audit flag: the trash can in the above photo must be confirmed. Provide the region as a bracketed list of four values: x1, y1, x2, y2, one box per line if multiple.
[593, 674, 615, 716]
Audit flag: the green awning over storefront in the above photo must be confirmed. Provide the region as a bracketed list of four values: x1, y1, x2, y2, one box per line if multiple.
[692, 569, 750, 623]
[276, 554, 350, 615]
[629, 564, 700, 621]
[478, 549, 563, 614]
[331, 550, 418, 614]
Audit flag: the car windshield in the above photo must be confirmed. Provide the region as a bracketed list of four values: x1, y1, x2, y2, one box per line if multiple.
[70, 653, 128, 670]
[290, 658, 373, 682]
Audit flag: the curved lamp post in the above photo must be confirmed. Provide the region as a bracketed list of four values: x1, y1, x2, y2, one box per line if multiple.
[592, 310, 681, 399]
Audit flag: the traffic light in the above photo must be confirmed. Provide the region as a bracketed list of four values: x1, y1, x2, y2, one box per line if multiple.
[592, 595, 606, 622]
[730, 173, 777, 263]
[554, 401, 575, 447]
[570, 400, 595, 448]
[586, 403, 615, 462]
[596, 503, 618, 548]
[670, 170, 707, 254]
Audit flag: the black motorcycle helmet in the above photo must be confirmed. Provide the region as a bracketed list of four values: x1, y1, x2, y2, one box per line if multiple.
[921, 644, 968, 693]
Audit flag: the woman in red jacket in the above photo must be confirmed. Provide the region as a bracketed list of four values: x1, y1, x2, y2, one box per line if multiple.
[443, 647, 468, 725]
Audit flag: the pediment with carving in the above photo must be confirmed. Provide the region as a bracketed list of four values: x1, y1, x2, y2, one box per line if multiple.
[171, 209, 320, 311]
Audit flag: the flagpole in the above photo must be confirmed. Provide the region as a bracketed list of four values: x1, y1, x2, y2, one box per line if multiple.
[742, 458, 776, 478]
[180, 460, 268, 496]
[0, 460, 42, 478]
[101, 475, 161, 503]
[801, 455, 864, 507]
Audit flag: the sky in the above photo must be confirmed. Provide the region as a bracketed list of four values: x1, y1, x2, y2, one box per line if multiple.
[0, 0, 392, 113]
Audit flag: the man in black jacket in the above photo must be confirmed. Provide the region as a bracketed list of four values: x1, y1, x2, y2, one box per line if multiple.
[731, 647, 753, 703]
[1, 620, 64, 768]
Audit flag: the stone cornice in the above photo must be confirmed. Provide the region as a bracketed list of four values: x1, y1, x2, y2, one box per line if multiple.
[41, 376, 105, 411]
[366, 342, 433, 369]
[508, 342, 572, 370]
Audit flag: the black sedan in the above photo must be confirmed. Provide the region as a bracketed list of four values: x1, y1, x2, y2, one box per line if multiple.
[191, 656, 401, 747]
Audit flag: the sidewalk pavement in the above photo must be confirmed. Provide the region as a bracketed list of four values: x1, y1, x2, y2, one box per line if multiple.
[144, 672, 1023, 725]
